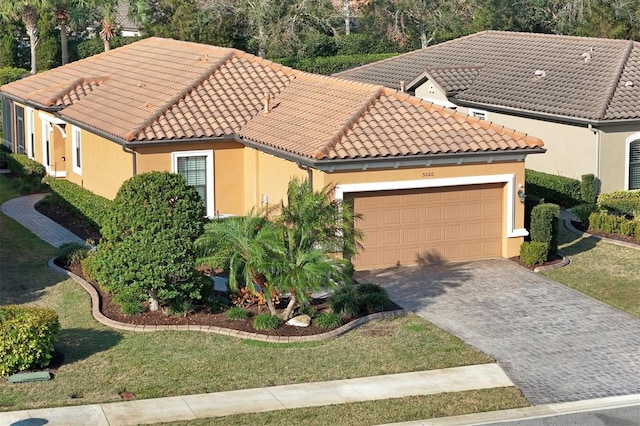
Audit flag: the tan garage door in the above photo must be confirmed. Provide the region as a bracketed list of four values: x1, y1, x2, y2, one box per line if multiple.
[349, 184, 503, 270]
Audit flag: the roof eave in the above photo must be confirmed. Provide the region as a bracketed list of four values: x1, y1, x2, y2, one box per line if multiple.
[452, 98, 640, 127]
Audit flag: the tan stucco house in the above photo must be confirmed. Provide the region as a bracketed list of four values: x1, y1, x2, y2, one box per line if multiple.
[1, 37, 545, 270]
[336, 31, 640, 193]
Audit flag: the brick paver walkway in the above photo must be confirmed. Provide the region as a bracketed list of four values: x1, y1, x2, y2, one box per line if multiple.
[1, 193, 84, 247]
[357, 258, 640, 405]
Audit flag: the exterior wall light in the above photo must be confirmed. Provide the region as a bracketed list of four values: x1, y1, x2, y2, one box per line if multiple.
[517, 184, 527, 203]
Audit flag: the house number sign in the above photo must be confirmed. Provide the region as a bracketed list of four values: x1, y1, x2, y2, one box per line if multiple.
[422, 171, 435, 177]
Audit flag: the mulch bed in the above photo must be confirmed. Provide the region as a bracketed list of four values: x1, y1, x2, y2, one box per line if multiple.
[63, 262, 400, 337]
[508, 252, 565, 271]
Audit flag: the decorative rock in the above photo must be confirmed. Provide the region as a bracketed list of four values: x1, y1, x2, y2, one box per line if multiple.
[286, 314, 311, 327]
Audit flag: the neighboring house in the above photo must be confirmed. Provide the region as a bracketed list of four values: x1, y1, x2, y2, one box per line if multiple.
[1, 37, 544, 270]
[116, 1, 141, 37]
[335, 31, 640, 193]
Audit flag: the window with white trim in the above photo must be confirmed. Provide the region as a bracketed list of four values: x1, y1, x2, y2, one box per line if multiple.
[469, 108, 488, 120]
[15, 106, 25, 154]
[72, 126, 82, 175]
[42, 122, 51, 169]
[27, 107, 35, 159]
[172, 150, 214, 217]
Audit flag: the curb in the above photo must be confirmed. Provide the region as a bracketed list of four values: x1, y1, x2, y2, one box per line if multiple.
[49, 258, 406, 343]
[533, 255, 569, 273]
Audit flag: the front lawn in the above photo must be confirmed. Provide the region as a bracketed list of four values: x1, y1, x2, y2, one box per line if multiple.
[1, 175, 521, 419]
[541, 219, 640, 318]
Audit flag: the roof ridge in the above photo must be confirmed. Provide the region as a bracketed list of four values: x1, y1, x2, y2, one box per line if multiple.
[598, 40, 635, 119]
[313, 86, 384, 159]
[44, 77, 108, 106]
[124, 49, 235, 141]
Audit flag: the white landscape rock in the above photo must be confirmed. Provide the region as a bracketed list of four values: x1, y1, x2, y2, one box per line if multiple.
[286, 314, 311, 327]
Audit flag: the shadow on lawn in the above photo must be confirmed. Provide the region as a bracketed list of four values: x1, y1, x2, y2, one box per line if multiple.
[557, 234, 601, 257]
[57, 328, 123, 365]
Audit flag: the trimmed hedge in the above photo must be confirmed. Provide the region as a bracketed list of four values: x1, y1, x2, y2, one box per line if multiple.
[0, 305, 60, 377]
[275, 53, 397, 75]
[530, 203, 560, 256]
[589, 211, 639, 238]
[524, 194, 544, 231]
[0, 67, 27, 85]
[597, 190, 640, 218]
[45, 178, 112, 230]
[4, 153, 47, 193]
[571, 203, 598, 228]
[519, 241, 549, 267]
[525, 169, 581, 207]
[580, 174, 597, 204]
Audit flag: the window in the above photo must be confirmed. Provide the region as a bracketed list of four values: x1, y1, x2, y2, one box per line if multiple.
[469, 108, 488, 120]
[1, 96, 13, 150]
[42, 122, 51, 169]
[15, 106, 25, 154]
[172, 150, 214, 217]
[27, 108, 35, 159]
[72, 126, 82, 175]
[627, 137, 640, 190]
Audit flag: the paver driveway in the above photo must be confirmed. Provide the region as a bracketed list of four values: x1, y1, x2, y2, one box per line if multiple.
[356, 258, 640, 405]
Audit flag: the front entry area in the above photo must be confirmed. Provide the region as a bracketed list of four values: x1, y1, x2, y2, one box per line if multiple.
[349, 183, 503, 270]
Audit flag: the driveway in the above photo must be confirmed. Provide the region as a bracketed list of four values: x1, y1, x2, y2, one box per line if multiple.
[356, 258, 640, 405]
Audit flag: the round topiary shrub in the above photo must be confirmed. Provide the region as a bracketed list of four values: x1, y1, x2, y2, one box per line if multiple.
[360, 292, 389, 312]
[313, 312, 342, 329]
[253, 313, 281, 330]
[89, 172, 206, 312]
[226, 306, 249, 321]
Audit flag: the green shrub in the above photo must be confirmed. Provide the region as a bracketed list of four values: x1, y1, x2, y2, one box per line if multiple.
[313, 312, 342, 329]
[530, 203, 560, 255]
[525, 169, 581, 207]
[207, 294, 231, 313]
[0, 67, 27, 85]
[580, 174, 598, 204]
[226, 306, 249, 321]
[298, 304, 317, 319]
[524, 194, 544, 231]
[571, 203, 598, 228]
[329, 286, 360, 318]
[0, 305, 60, 377]
[618, 220, 636, 237]
[597, 190, 640, 218]
[589, 211, 635, 236]
[635, 221, 640, 240]
[253, 313, 281, 331]
[46, 178, 112, 230]
[274, 53, 397, 75]
[519, 242, 549, 267]
[56, 242, 91, 267]
[356, 283, 389, 312]
[5, 153, 47, 194]
[90, 172, 206, 311]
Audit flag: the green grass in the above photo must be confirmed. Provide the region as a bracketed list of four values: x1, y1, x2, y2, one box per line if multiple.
[156, 387, 529, 425]
[541, 219, 640, 317]
[0, 175, 502, 415]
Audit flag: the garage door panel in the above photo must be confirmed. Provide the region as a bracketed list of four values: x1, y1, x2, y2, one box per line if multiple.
[351, 183, 504, 270]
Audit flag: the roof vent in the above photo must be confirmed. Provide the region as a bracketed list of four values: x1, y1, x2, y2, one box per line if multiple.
[400, 80, 405, 92]
[582, 52, 592, 62]
[534, 70, 546, 78]
[263, 92, 271, 114]
[625, 81, 635, 88]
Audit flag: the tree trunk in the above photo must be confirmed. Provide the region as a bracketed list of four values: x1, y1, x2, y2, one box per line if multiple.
[264, 291, 278, 316]
[344, 0, 350, 35]
[281, 294, 297, 321]
[149, 289, 160, 311]
[104, 38, 111, 52]
[60, 22, 69, 65]
[27, 27, 38, 74]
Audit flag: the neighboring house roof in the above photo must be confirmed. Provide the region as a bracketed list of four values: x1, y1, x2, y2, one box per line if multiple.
[335, 31, 640, 123]
[1, 37, 543, 166]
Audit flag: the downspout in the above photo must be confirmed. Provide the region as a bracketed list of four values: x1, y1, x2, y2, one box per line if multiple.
[298, 163, 313, 190]
[122, 145, 137, 176]
[588, 124, 600, 189]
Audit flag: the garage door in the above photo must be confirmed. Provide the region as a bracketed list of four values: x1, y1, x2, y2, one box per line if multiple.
[348, 184, 503, 270]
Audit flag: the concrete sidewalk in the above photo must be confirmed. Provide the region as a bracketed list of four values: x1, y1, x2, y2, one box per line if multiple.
[0, 364, 512, 425]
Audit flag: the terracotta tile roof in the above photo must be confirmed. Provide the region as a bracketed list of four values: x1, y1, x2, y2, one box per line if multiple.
[1, 37, 543, 162]
[335, 31, 640, 122]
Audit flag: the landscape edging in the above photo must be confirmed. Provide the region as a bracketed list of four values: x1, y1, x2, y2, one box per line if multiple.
[48, 258, 406, 343]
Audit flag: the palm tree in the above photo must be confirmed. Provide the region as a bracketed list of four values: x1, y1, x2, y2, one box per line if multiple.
[0, 0, 51, 74]
[90, 0, 117, 51]
[51, 0, 87, 65]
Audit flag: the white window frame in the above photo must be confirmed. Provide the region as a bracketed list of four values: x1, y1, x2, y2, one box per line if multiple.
[625, 132, 640, 190]
[26, 107, 35, 159]
[469, 108, 488, 120]
[334, 173, 528, 239]
[72, 125, 82, 175]
[172, 150, 214, 218]
[39, 112, 67, 177]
